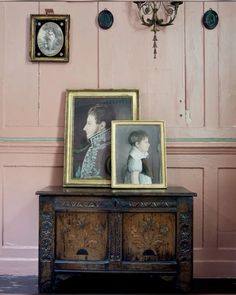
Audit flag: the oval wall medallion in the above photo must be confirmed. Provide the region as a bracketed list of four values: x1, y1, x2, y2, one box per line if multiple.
[202, 9, 219, 30]
[98, 9, 114, 30]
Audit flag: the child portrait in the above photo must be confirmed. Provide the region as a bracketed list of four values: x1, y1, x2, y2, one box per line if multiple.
[111, 121, 167, 188]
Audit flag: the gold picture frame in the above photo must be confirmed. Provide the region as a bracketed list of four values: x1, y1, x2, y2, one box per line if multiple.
[30, 14, 70, 62]
[63, 89, 139, 187]
[111, 121, 167, 188]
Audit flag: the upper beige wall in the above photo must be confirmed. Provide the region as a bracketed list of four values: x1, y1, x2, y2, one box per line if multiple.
[1, 2, 236, 139]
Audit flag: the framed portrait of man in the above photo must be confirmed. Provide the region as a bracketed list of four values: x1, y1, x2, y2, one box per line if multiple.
[30, 14, 70, 62]
[63, 89, 139, 187]
[111, 121, 167, 189]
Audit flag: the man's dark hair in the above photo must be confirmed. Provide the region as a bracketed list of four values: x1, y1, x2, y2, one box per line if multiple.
[88, 104, 115, 128]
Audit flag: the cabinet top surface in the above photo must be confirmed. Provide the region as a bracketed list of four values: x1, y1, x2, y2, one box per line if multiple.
[36, 186, 197, 197]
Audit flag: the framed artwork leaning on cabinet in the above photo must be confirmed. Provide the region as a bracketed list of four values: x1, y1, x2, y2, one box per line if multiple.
[63, 89, 139, 187]
[111, 120, 167, 188]
[30, 14, 70, 62]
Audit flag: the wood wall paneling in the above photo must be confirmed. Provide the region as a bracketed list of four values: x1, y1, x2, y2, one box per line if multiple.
[0, 1, 236, 278]
[99, 2, 186, 128]
[38, 2, 98, 132]
[218, 3, 236, 128]
[167, 146, 236, 277]
[185, 2, 204, 128]
[218, 168, 236, 248]
[0, 144, 63, 274]
[0, 3, 39, 137]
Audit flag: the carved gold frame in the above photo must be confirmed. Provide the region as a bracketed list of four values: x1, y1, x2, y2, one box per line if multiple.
[64, 89, 139, 187]
[111, 120, 167, 188]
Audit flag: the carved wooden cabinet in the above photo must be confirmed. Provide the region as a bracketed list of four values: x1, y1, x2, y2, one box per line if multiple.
[37, 186, 196, 293]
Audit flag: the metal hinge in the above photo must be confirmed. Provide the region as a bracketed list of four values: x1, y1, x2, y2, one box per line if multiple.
[185, 110, 192, 125]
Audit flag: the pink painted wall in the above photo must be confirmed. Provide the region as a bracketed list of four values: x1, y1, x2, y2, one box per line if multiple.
[0, 1, 236, 277]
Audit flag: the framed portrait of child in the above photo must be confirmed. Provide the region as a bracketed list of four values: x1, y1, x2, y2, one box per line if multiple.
[111, 121, 167, 188]
[63, 89, 139, 187]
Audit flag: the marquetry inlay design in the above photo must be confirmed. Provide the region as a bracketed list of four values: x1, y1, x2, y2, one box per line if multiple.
[123, 213, 176, 262]
[56, 212, 108, 261]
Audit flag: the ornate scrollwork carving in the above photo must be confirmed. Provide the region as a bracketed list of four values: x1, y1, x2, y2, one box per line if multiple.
[178, 212, 192, 262]
[119, 200, 177, 209]
[40, 213, 54, 261]
[55, 200, 113, 209]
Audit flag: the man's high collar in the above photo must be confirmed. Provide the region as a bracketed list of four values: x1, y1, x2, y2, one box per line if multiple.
[88, 128, 111, 146]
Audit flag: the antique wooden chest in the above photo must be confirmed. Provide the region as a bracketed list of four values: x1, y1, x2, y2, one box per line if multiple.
[37, 186, 196, 292]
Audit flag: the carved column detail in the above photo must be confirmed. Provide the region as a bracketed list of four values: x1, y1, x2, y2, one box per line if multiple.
[39, 212, 54, 261]
[109, 213, 122, 261]
[38, 199, 55, 293]
[176, 202, 193, 292]
[178, 212, 192, 262]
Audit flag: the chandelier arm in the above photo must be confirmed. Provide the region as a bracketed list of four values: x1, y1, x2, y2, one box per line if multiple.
[141, 16, 156, 28]
[134, 1, 182, 58]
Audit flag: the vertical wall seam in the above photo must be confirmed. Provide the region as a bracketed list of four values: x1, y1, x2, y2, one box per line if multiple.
[183, 2, 188, 125]
[202, 167, 205, 248]
[97, 2, 100, 89]
[216, 167, 219, 248]
[1, 167, 4, 247]
[1, 3, 6, 131]
[203, 2, 206, 128]
[37, 2, 40, 127]
[217, 2, 220, 129]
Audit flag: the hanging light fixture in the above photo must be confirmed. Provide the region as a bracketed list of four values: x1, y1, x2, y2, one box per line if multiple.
[133, 1, 183, 59]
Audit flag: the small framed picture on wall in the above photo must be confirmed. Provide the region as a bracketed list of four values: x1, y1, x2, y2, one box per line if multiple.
[111, 120, 167, 189]
[30, 14, 70, 62]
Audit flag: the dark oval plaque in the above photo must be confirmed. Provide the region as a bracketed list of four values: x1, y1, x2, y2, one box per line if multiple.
[202, 9, 219, 30]
[98, 9, 114, 30]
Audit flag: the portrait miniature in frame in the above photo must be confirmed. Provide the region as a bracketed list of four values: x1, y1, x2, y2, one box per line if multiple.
[63, 89, 139, 187]
[111, 121, 167, 189]
[30, 14, 70, 62]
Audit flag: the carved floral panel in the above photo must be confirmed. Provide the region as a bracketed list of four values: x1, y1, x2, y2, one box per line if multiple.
[123, 213, 176, 262]
[56, 212, 108, 260]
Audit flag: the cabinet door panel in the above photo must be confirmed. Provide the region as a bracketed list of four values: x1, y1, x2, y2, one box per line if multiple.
[56, 212, 108, 261]
[123, 213, 176, 262]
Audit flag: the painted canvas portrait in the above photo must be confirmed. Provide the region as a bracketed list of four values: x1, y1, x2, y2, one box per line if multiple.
[64, 89, 139, 187]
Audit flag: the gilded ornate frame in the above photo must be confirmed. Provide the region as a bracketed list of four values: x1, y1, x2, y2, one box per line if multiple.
[111, 121, 167, 188]
[30, 14, 70, 62]
[64, 89, 139, 187]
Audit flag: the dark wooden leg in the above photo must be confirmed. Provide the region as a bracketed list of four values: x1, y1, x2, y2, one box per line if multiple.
[38, 197, 55, 293]
[176, 197, 193, 292]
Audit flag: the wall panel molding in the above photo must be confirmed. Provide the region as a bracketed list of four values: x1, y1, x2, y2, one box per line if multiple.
[0, 141, 64, 154]
[167, 147, 236, 277]
[0, 143, 235, 276]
